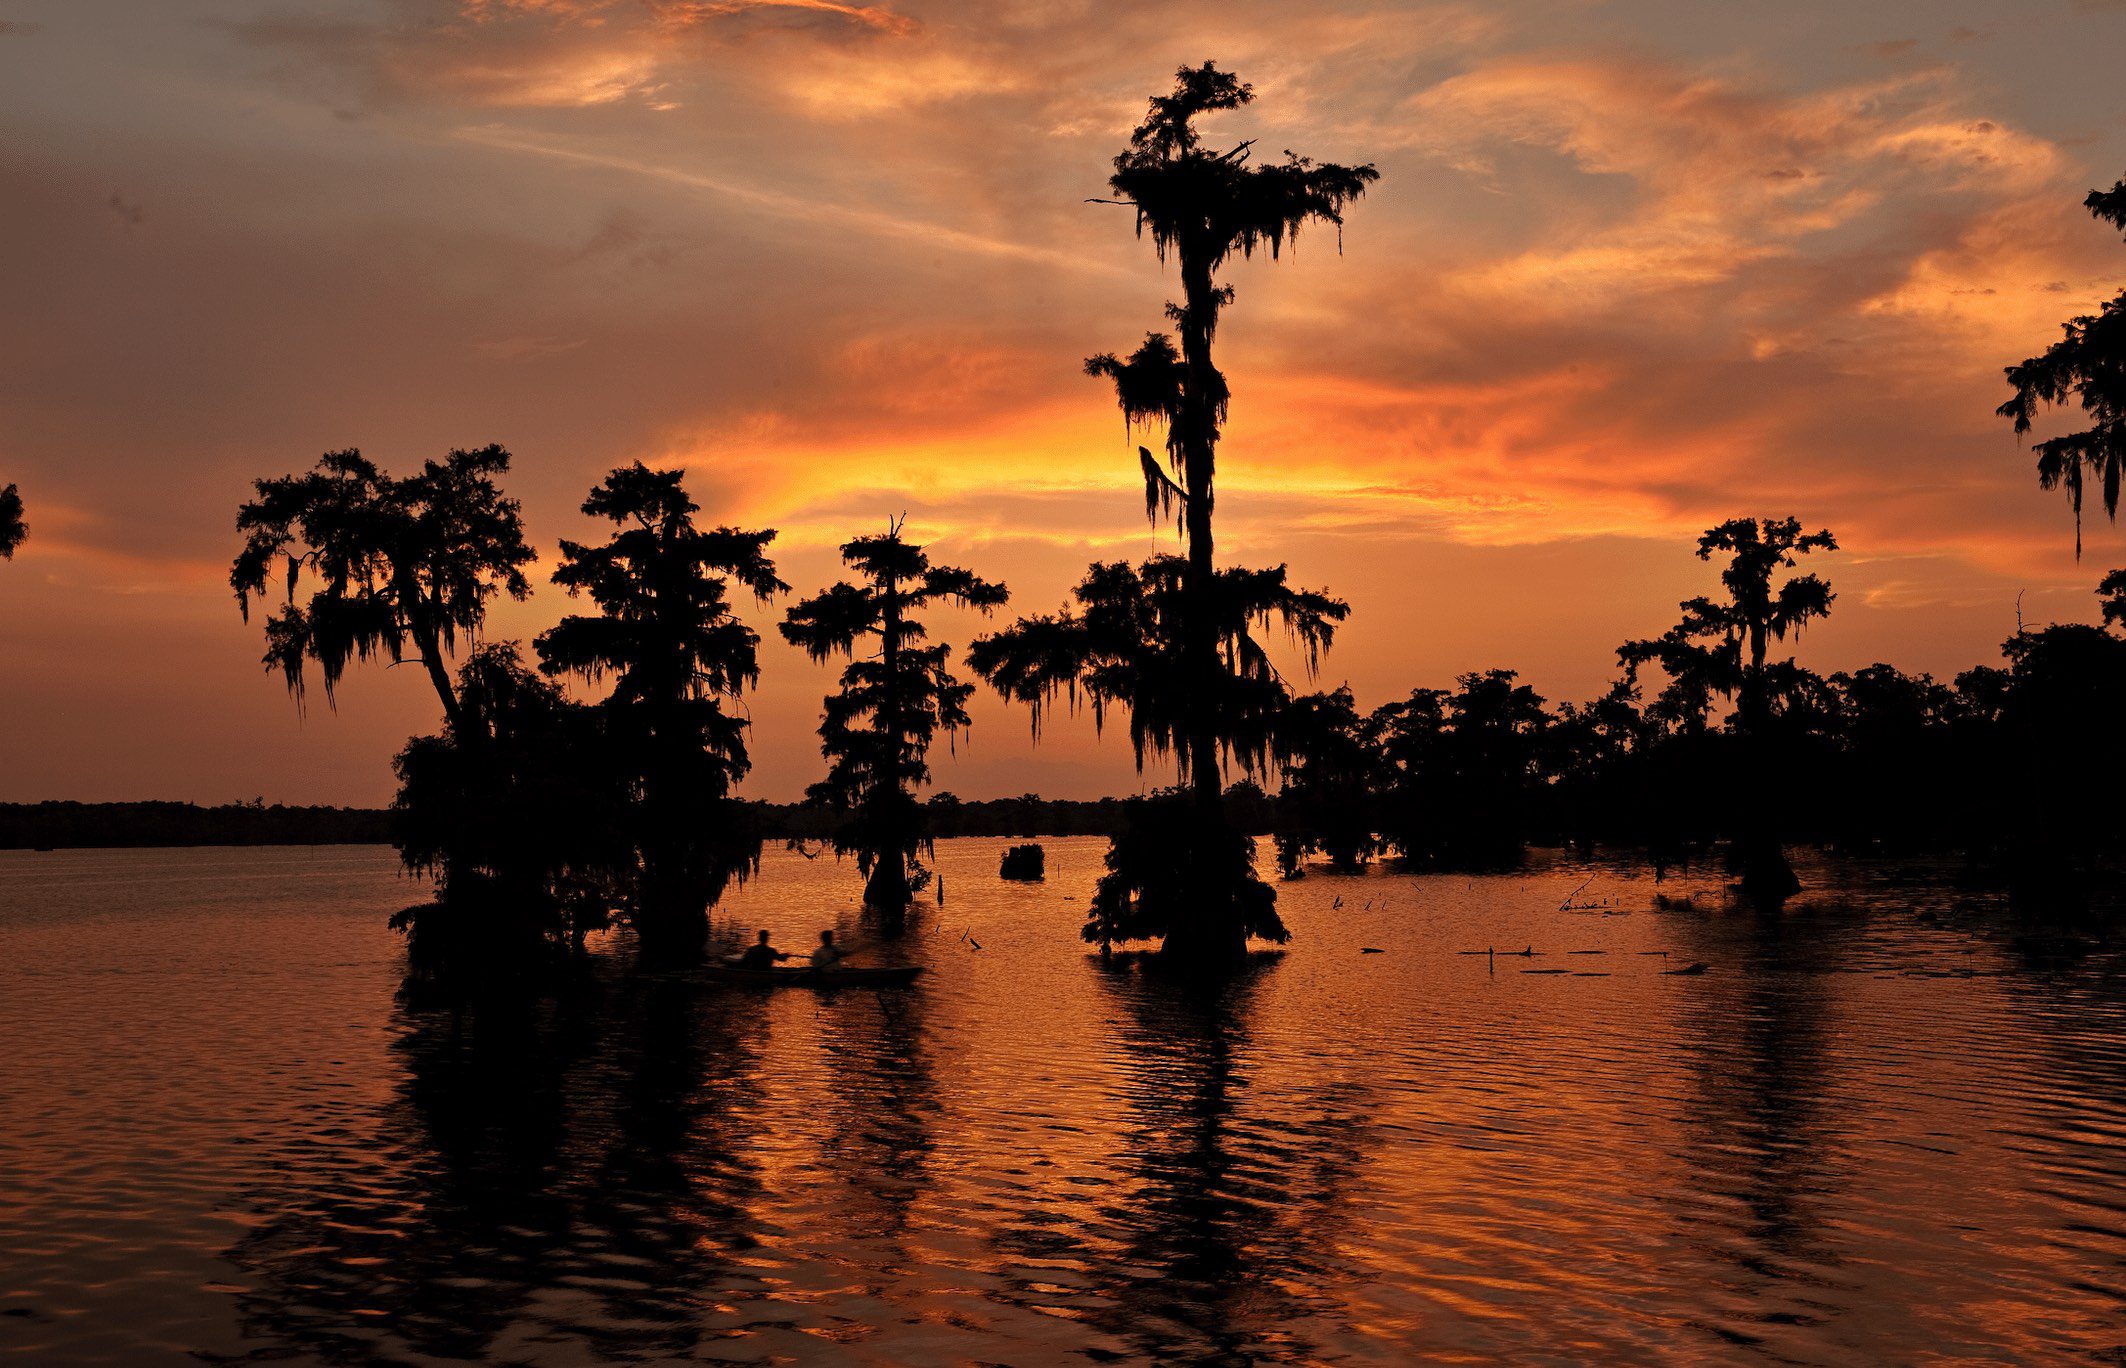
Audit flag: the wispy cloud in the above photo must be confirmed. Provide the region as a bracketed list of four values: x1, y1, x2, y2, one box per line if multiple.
[449, 125, 1127, 273]
[234, 0, 918, 111]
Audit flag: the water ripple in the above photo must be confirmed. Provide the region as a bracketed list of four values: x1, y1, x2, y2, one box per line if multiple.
[5, 843, 2126, 1363]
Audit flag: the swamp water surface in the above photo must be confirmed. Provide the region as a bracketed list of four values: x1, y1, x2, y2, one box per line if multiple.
[3, 839, 2125, 1364]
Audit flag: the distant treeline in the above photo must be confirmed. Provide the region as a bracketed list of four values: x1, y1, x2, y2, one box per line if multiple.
[1265, 605, 2126, 917]
[1, 793, 1280, 851]
[0, 801, 393, 849]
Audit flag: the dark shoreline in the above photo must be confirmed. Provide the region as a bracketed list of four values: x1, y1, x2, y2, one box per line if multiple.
[0, 802, 392, 850]
[0, 795, 1262, 851]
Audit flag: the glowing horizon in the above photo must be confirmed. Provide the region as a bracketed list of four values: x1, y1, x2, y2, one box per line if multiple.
[4, 0, 2126, 804]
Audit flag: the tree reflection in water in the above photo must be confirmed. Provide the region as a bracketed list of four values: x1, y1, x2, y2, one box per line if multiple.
[813, 981, 940, 1296]
[202, 950, 1387, 1366]
[1073, 957, 1382, 1364]
[205, 979, 771, 1365]
[1668, 905, 1849, 1342]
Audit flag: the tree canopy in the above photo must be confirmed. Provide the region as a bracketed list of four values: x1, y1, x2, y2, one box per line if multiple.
[971, 556, 1345, 782]
[0, 483, 24, 559]
[2002, 181, 2126, 555]
[971, 555, 1345, 948]
[536, 463, 786, 965]
[231, 446, 535, 730]
[1102, 62, 1379, 274]
[782, 523, 1005, 912]
[390, 642, 627, 981]
[1620, 518, 1836, 727]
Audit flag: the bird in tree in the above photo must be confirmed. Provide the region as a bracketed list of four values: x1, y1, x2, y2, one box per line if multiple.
[2002, 178, 2126, 557]
[781, 521, 1006, 916]
[231, 447, 535, 733]
[969, 556, 1346, 955]
[536, 463, 787, 967]
[1085, 63, 1375, 843]
[0, 484, 24, 559]
[1620, 517, 1836, 902]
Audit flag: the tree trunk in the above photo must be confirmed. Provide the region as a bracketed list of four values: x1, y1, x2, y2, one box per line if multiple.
[1168, 245, 1246, 965]
[1734, 622, 1795, 905]
[1178, 250, 1222, 819]
[413, 625, 466, 736]
[637, 743, 710, 968]
[864, 857, 911, 913]
[870, 580, 912, 914]
[634, 544, 719, 969]
[1159, 908, 1249, 967]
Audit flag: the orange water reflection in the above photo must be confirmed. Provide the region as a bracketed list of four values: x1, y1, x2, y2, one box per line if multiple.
[2, 842, 2124, 1363]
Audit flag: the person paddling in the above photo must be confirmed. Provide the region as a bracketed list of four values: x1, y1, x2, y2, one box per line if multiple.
[809, 929, 849, 971]
[736, 929, 788, 970]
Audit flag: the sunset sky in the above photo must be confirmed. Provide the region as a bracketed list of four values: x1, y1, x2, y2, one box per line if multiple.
[4, 0, 2125, 805]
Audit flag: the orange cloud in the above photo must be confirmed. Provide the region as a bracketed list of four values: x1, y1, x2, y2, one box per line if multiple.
[464, 0, 914, 32]
[1401, 62, 2076, 310]
[12, 2, 2126, 804]
[236, 0, 917, 112]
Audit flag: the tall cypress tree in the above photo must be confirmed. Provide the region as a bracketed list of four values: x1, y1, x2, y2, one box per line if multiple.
[782, 522, 1005, 915]
[536, 463, 786, 967]
[974, 64, 1372, 964]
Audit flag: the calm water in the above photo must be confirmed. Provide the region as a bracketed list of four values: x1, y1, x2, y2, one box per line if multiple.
[3, 840, 2126, 1365]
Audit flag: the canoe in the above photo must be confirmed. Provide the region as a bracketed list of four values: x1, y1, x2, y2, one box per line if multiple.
[702, 963, 925, 988]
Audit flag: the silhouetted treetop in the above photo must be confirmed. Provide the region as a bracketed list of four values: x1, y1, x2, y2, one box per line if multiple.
[538, 462, 785, 706]
[1089, 64, 1375, 549]
[1105, 62, 1380, 269]
[231, 446, 534, 728]
[2002, 178, 2126, 555]
[0, 483, 24, 559]
[1621, 518, 1836, 706]
[2100, 568, 2126, 631]
[782, 530, 1007, 663]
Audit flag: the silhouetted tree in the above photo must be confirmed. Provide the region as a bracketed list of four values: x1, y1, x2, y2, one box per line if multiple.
[231, 447, 535, 731]
[1821, 665, 1957, 850]
[1271, 687, 1382, 875]
[971, 557, 1344, 953]
[1989, 618, 2126, 911]
[1622, 518, 1836, 902]
[2002, 178, 2126, 556]
[2099, 568, 2126, 630]
[1547, 678, 1654, 853]
[535, 464, 786, 967]
[391, 643, 628, 983]
[1372, 670, 1551, 870]
[781, 522, 1006, 915]
[0, 483, 24, 558]
[1036, 63, 1370, 963]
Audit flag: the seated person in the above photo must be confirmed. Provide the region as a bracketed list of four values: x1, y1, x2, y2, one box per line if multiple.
[736, 929, 787, 970]
[809, 929, 848, 970]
